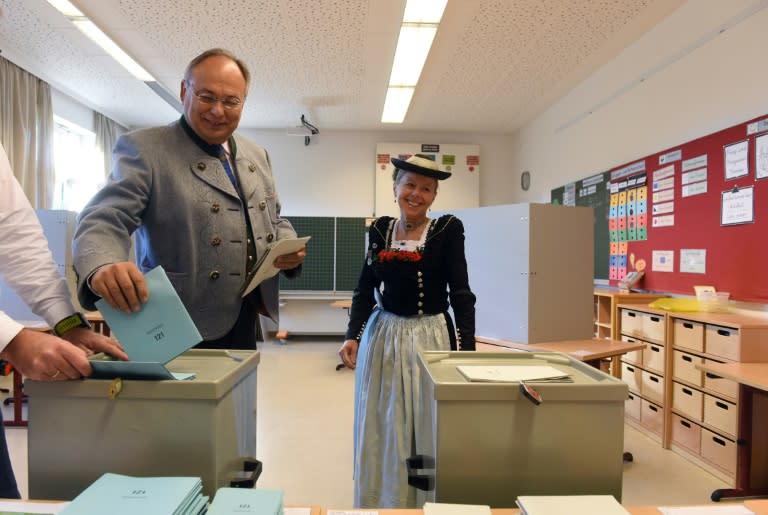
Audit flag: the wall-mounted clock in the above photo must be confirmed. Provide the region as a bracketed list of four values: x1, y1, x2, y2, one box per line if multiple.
[521, 170, 531, 191]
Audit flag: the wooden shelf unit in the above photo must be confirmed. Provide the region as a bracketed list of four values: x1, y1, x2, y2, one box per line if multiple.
[618, 305, 669, 446]
[593, 289, 665, 340]
[667, 311, 768, 484]
[616, 305, 768, 484]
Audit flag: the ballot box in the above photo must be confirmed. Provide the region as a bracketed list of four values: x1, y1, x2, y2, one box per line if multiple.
[26, 349, 259, 500]
[411, 351, 628, 507]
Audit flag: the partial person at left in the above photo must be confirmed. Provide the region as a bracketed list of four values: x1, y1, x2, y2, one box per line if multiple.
[0, 142, 128, 499]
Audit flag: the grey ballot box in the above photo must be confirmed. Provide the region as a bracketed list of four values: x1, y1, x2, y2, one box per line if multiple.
[26, 349, 259, 500]
[412, 351, 628, 507]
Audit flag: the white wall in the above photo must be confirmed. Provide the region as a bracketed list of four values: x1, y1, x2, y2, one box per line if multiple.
[51, 88, 95, 132]
[237, 128, 514, 217]
[506, 0, 768, 203]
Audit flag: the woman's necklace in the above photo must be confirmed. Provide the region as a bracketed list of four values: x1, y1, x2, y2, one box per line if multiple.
[401, 217, 427, 232]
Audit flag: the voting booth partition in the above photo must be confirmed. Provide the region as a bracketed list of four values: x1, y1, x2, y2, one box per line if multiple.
[413, 351, 628, 507]
[26, 349, 259, 499]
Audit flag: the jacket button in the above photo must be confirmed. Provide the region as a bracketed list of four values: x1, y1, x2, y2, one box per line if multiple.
[197, 162, 206, 171]
[259, 200, 267, 210]
[249, 164, 257, 172]
[209, 270, 220, 280]
[211, 236, 222, 246]
[266, 234, 274, 242]
[211, 203, 220, 213]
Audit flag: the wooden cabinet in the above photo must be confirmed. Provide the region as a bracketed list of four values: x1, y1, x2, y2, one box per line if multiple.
[459, 203, 595, 344]
[667, 312, 768, 483]
[593, 289, 665, 340]
[617, 306, 768, 484]
[618, 305, 668, 444]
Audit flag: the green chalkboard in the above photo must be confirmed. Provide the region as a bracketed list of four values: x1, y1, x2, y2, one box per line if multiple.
[335, 217, 368, 291]
[279, 216, 367, 292]
[551, 171, 610, 280]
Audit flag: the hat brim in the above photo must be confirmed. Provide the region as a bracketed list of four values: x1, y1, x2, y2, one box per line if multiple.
[391, 158, 452, 180]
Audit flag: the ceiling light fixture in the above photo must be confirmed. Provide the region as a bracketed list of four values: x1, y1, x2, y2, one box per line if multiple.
[381, 0, 448, 124]
[46, 0, 155, 82]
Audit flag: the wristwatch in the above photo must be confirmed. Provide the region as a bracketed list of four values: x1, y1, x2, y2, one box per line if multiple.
[53, 312, 92, 336]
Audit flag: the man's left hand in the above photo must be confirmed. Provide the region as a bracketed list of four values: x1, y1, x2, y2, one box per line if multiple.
[273, 247, 306, 270]
[60, 327, 129, 362]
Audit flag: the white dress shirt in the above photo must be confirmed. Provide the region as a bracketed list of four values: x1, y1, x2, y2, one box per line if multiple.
[0, 143, 76, 351]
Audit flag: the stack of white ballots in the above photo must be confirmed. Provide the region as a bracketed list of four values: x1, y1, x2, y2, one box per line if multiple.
[207, 487, 284, 514]
[59, 473, 208, 515]
[516, 495, 630, 515]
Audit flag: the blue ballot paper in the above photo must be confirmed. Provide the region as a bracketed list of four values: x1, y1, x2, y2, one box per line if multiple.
[95, 265, 202, 364]
[208, 487, 284, 515]
[88, 358, 196, 381]
[59, 473, 206, 515]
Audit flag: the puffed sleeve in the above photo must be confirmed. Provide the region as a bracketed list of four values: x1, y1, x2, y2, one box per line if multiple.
[344, 220, 385, 341]
[443, 216, 476, 350]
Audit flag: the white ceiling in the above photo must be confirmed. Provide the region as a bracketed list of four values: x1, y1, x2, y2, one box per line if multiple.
[0, 0, 685, 133]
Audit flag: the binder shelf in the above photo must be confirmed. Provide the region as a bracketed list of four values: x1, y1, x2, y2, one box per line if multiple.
[26, 349, 259, 500]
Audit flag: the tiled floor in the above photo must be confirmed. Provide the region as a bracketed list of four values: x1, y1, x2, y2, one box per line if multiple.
[2, 338, 734, 508]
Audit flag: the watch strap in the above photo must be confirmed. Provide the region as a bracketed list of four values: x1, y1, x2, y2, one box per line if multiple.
[53, 312, 92, 336]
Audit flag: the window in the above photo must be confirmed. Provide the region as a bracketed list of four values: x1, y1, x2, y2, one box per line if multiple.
[52, 116, 104, 212]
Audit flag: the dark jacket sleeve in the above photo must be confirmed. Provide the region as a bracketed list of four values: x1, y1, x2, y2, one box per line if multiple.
[444, 217, 476, 350]
[344, 220, 384, 341]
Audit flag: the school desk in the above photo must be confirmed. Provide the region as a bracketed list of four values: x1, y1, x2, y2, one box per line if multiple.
[696, 361, 768, 501]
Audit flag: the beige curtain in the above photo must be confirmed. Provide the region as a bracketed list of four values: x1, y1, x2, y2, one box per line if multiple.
[94, 111, 126, 178]
[0, 56, 55, 208]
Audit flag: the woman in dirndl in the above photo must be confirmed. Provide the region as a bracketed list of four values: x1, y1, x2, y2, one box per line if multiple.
[338, 153, 476, 508]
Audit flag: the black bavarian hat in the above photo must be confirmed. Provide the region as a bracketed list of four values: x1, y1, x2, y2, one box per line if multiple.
[391, 154, 452, 180]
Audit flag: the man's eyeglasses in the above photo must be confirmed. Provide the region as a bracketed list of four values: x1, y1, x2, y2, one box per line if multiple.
[188, 86, 243, 110]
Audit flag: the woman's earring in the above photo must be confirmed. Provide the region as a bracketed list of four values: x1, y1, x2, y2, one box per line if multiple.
[394, 198, 397, 203]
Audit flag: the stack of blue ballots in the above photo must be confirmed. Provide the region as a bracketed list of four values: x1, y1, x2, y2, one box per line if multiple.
[208, 487, 283, 515]
[60, 472, 208, 515]
[90, 265, 203, 380]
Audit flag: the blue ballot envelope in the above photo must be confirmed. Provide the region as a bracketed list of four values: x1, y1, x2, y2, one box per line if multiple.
[92, 265, 202, 380]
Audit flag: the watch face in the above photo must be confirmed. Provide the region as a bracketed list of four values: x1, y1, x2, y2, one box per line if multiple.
[521, 170, 531, 191]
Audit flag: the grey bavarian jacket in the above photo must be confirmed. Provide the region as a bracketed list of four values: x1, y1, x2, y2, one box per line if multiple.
[73, 117, 299, 340]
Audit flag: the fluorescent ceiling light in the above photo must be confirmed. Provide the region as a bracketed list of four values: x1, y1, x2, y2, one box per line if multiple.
[388, 25, 438, 86]
[381, 0, 447, 123]
[403, 0, 448, 23]
[381, 87, 415, 124]
[47, 0, 155, 82]
[46, 0, 83, 17]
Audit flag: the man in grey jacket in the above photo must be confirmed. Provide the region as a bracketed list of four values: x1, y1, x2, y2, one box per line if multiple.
[73, 48, 305, 349]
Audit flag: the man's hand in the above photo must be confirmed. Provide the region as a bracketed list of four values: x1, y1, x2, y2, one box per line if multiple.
[91, 262, 149, 313]
[0, 329, 100, 381]
[273, 247, 306, 270]
[60, 327, 129, 362]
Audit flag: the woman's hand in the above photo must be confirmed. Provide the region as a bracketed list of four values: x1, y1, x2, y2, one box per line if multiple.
[338, 339, 359, 369]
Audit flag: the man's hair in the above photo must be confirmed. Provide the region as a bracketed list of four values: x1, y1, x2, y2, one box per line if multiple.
[184, 48, 251, 92]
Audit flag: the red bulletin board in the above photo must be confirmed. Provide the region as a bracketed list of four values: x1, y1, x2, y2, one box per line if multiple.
[609, 113, 768, 302]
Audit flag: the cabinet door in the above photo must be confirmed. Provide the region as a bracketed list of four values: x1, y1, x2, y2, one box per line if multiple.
[705, 325, 740, 361]
[673, 351, 703, 387]
[674, 319, 704, 352]
[643, 343, 665, 373]
[672, 382, 703, 421]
